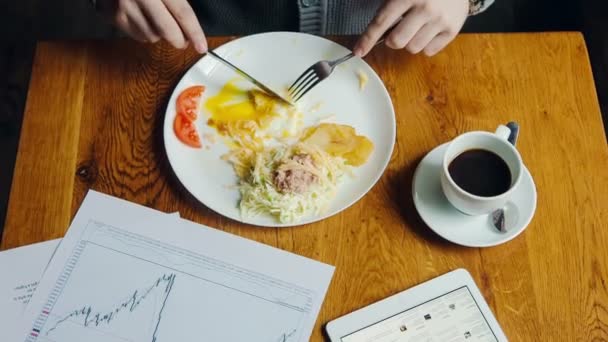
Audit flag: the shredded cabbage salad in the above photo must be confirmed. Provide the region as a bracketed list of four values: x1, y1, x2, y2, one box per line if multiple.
[223, 143, 351, 223]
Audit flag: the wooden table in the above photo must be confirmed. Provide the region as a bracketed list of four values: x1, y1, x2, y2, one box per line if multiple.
[2, 33, 608, 340]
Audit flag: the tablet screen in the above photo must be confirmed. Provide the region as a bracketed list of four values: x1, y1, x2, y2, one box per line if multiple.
[341, 286, 498, 341]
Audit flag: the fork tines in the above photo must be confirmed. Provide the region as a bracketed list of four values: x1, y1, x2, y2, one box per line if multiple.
[288, 66, 321, 103]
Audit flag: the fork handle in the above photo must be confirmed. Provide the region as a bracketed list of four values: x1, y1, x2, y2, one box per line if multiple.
[330, 18, 398, 68]
[329, 38, 387, 68]
[329, 16, 402, 69]
[329, 53, 355, 67]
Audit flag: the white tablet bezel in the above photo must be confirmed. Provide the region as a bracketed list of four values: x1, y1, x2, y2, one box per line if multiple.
[326, 268, 507, 341]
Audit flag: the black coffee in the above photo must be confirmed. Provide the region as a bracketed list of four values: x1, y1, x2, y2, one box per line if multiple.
[448, 149, 511, 197]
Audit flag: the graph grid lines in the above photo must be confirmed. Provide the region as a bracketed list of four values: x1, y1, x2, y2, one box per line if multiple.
[23, 220, 311, 342]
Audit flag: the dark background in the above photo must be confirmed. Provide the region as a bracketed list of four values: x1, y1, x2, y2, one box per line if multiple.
[1, 0, 607, 238]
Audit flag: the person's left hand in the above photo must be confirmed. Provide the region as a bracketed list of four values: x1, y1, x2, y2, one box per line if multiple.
[354, 0, 469, 57]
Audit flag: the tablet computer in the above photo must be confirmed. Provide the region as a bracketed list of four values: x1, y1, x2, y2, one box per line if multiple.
[326, 269, 507, 341]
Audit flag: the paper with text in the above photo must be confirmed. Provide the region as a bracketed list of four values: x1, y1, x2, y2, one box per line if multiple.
[0, 239, 61, 334]
[14, 191, 334, 342]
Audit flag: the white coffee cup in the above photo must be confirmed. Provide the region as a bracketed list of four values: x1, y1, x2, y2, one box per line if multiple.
[440, 125, 523, 215]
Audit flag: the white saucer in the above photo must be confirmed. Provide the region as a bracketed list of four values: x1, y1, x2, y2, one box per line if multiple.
[412, 143, 537, 247]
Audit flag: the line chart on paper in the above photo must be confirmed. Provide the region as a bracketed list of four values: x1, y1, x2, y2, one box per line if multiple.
[25, 221, 312, 342]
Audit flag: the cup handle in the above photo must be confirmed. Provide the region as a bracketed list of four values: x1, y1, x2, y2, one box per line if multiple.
[495, 125, 511, 140]
[495, 122, 520, 147]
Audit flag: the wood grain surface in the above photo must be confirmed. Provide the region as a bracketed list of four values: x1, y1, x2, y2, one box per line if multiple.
[2, 33, 608, 341]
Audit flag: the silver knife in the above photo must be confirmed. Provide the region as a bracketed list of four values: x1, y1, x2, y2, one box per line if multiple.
[207, 50, 294, 106]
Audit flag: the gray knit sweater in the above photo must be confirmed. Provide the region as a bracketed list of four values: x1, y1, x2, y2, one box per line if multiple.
[192, 0, 494, 36]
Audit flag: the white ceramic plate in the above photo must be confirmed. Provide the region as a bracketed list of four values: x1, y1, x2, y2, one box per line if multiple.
[413, 143, 537, 247]
[164, 32, 396, 227]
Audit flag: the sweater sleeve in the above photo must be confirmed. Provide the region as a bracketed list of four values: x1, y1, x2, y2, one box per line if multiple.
[469, 0, 495, 15]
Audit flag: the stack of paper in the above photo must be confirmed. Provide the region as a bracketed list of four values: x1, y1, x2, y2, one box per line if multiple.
[1, 191, 334, 342]
[0, 239, 60, 334]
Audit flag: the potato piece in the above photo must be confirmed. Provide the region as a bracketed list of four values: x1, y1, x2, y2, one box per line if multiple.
[301, 123, 374, 166]
[343, 136, 375, 166]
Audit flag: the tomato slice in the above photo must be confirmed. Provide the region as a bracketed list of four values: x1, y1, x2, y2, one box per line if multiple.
[174, 113, 202, 148]
[177, 85, 205, 121]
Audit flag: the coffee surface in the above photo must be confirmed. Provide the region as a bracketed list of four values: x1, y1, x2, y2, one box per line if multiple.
[448, 149, 512, 197]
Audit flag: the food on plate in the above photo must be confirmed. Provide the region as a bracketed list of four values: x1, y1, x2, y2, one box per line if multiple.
[300, 123, 374, 166]
[223, 142, 350, 223]
[357, 70, 368, 91]
[174, 113, 202, 148]
[205, 81, 260, 123]
[274, 153, 318, 194]
[205, 80, 301, 148]
[173, 85, 205, 148]
[177, 85, 205, 121]
[196, 80, 375, 223]
[205, 81, 284, 125]
[222, 122, 374, 223]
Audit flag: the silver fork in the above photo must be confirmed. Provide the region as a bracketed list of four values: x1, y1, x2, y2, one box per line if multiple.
[287, 52, 356, 102]
[288, 31, 394, 102]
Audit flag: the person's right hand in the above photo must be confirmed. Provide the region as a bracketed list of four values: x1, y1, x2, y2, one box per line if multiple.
[97, 0, 208, 53]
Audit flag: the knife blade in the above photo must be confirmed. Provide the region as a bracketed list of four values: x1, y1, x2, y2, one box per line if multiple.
[207, 50, 294, 107]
